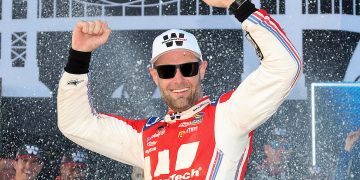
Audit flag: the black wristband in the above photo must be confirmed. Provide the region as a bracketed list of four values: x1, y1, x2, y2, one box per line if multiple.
[64, 48, 91, 74]
[229, 0, 258, 23]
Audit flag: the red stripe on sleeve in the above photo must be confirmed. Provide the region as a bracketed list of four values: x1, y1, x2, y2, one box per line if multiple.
[239, 131, 254, 180]
[102, 113, 147, 133]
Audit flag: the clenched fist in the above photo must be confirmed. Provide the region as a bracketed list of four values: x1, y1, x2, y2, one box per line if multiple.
[71, 20, 111, 52]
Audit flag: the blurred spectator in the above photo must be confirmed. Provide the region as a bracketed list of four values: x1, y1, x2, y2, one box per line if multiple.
[131, 166, 144, 180]
[0, 157, 15, 179]
[55, 149, 89, 180]
[252, 127, 297, 179]
[13, 144, 44, 180]
[334, 128, 360, 180]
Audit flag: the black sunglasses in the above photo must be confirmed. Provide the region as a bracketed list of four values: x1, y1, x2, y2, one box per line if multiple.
[154, 62, 200, 79]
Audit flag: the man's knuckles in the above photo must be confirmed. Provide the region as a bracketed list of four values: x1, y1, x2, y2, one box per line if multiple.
[77, 21, 105, 35]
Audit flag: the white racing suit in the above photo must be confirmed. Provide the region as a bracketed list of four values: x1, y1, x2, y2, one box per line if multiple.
[57, 2, 302, 179]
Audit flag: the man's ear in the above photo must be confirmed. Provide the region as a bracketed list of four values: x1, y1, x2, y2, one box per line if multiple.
[149, 67, 159, 86]
[199, 60, 208, 80]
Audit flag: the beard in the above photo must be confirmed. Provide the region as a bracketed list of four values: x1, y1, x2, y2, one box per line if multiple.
[160, 80, 203, 112]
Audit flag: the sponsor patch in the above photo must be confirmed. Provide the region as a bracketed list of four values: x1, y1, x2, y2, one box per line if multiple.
[164, 167, 202, 180]
[145, 147, 156, 154]
[147, 126, 166, 142]
[193, 101, 208, 111]
[147, 141, 157, 147]
[178, 126, 198, 138]
[193, 112, 204, 124]
[178, 112, 204, 128]
[66, 79, 84, 86]
[162, 33, 186, 47]
[144, 117, 162, 130]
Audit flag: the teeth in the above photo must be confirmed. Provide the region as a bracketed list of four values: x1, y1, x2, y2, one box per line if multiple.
[172, 88, 189, 93]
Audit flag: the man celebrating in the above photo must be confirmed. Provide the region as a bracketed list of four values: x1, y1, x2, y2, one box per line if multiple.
[57, 0, 302, 179]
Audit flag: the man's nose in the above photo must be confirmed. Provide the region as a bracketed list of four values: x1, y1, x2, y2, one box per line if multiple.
[172, 68, 185, 82]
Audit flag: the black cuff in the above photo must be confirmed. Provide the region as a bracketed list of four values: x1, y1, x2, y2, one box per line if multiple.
[230, 0, 258, 23]
[64, 48, 91, 74]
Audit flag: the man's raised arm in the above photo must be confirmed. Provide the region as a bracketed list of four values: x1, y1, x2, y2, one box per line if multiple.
[57, 21, 144, 167]
[215, 0, 302, 136]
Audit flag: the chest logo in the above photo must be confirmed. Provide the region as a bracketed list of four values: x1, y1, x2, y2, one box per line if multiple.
[147, 141, 157, 147]
[147, 125, 166, 142]
[66, 79, 84, 86]
[144, 117, 162, 130]
[178, 126, 198, 138]
[178, 112, 204, 128]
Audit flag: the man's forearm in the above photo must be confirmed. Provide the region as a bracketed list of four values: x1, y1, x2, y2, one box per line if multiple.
[216, 2, 302, 136]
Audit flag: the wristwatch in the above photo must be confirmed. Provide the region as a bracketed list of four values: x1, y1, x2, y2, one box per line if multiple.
[229, 0, 248, 12]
